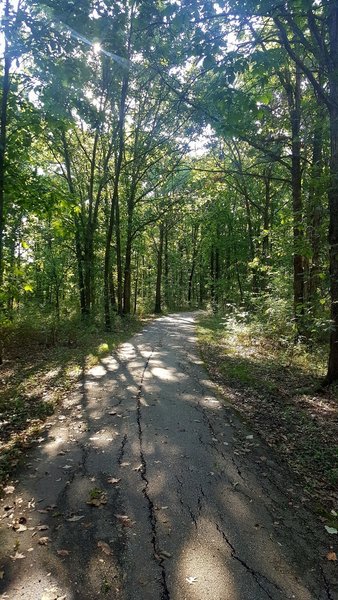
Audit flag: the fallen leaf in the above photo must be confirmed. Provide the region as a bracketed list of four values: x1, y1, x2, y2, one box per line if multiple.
[186, 576, 197, 584]
[38, 536, 50, 545]
[160, 550, 172, 558]
[325, 526, 338, 535]
[120, 462, 130, 467]
[12, 523, 27, 533]
[114, 514, 134, 527]
[66, 515, 85, 522]
[38, 525, 49, 531]
[62, 465, 72, 470]
[107, 478, 121, 485]
[57, 549, 70, 557]
[326, 550, 337, 561]
[97, 540, 111, 555]
[10, 552, 25, 560]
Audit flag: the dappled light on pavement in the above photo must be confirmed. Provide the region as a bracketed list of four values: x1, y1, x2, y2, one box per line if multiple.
[0, 313, 336, 600]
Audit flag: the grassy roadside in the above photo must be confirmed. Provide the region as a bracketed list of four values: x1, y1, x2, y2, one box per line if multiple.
[197, 313, 338, 520]
[0, 316, 144, 489]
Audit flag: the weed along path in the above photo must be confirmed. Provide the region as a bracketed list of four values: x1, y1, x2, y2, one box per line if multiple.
[0, 313, 337, 600]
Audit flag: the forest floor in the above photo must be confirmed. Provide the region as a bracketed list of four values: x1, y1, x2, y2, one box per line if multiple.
[0, 316, 143, 487]
[197, 313, 338, 525]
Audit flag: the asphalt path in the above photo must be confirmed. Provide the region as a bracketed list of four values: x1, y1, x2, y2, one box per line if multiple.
[0, 313, 337, 600]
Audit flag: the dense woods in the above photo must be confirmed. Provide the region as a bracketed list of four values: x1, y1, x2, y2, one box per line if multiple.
[1, 0, 338, 382]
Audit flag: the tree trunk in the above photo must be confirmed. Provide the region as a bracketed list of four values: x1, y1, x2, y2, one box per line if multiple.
[104, 72, 129, 329]
[326, 14, 338, 381]
[123, 214, 133, 315]
[154, 224, 164, 314]
[290, 66, 304, 328]
[0, 0, 11, 288]
[307, 104, 324, 312]
[133, 257, 139, 315]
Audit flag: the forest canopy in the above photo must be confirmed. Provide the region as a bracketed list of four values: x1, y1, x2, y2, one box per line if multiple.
[1, 0, 338, 382]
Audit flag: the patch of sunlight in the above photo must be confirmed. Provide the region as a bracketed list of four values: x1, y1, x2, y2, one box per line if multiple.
[66, 365, 82, 378]
[177, 518, 237, 599]
[200, 396, 221, 409]
[151, 366, 179, 382]
[119, 342, 137, 359]
[87, 364, 107, 378]
[3, 569, 69, 600]
[42, 367, 62, 381]
[86, 353, 99, 368]
[101, 355, 119, 371]
[89, 429, 117, 447]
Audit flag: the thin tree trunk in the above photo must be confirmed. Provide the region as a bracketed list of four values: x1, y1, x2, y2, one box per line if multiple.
[291, 66, 304, 327]
[154, 223, 164, 314]
[308, 104, 324, 311]
[326, 4, 338, 381]
[0, 0, 11, 287]
[123, 212, 133, 315]
[133, 256, 139, 315]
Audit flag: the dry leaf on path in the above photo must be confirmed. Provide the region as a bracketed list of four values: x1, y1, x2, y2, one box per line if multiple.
[326, 549, 337, 561]
[57, 549, 70, 557]
[97, 541, 111, 555]
[66, 515, 85, 522]
[107, 478, 121, 485]
[38, 536, 49, 545]
[10, 552, 25, 560]
[186, 576, 198, 584]
[114, 514, 134, 527]
[38, 525, 49, 531]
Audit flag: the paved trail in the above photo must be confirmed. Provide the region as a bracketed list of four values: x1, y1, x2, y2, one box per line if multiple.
[0, 314, 337, 600]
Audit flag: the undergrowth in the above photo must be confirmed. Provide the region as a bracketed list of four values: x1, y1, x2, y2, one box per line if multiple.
[0, 313, 143, 487]
[197, 308, 338, 511]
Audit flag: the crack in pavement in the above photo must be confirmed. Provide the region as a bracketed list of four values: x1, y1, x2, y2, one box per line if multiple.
[135, 347, 171, 600]
[175, 476, 198, 528]
[215, 522, 284, 600]
[320, 566, 335, 600]
[117, 433, 128, 465]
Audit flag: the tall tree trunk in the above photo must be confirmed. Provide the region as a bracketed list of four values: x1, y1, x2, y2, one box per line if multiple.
[154, 223, 164, 314]
[261, 173, 271, 291]
[104, 73, 129, 329]
[0, 0, 11, 288]
[123, 211, 133, 315]
[115, 197, 123, 316]
[188, 224, 199, 306]
[326, 4, 338, 381]
[291, 66, 304, 328]
[164, 223, 170, 307]
[133, 256, 139, 315]
[307, 103, 324, 312]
